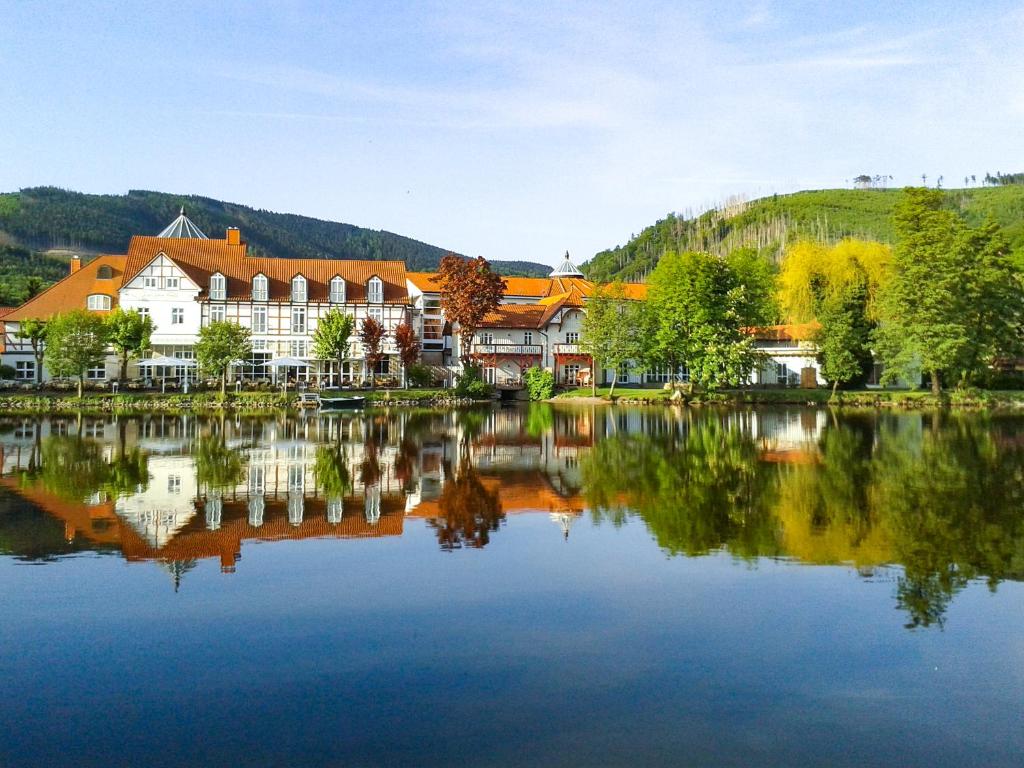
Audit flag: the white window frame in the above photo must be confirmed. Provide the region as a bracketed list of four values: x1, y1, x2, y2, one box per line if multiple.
[87, 294, 111, 311]
[368, 306, 384, 325]
[330, 276, 346, 304]
[252, 306, 267, 334]
[291, 306, 306, 334]
[165, 276, 179, 289]
[143, 275, 158, 289]
[367, 276, 383, 304]
[524, 331, 533, 345]
[290, 339, 308, 358]
[252, 274, 268, 302]
[210, 305, 226, 323]
[291, 275, 307, 303]
[86, 364, 107, 381]
[565, 332, 579, 344]
[481, 332, 494, 345]
[209, 273, 226, 300]
[15, 360, 35, 381]
[171, 307, 184, 325]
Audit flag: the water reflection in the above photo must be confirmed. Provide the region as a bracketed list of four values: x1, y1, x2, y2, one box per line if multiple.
[1, 406, 1023, 627]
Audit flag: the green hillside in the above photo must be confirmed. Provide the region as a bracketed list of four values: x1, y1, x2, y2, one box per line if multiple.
[585, 186, 1024, 283]
[0, 187, 551, 305]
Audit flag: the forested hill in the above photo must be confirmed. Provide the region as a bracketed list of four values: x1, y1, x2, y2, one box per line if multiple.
[0, 187, 551, 303]
[585, 186, 1024, 283]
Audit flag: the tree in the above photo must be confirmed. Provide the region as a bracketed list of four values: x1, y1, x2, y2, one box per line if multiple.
[15, 318, 47, 383]
[437, 254, 506, 363]
[105, 308, 154, 381]
[45, 310, 109, 397]
[724, 247, 779, 326]
[393, 321, 420, 388]
[359, 316, 387, 389]
[645, 251, 760, 390]
[580, 283, 644, 397]
[312, 308, 354, 387]
[813, 275, 875, 395]
[874, 188, 1024, 394]
[194, 320, 251, 396]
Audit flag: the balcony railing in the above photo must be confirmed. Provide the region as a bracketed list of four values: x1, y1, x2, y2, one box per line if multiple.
[553, 343, 585, 355]
[473, 343, 543, 355]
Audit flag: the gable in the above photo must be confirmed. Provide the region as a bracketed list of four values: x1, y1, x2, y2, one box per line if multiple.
[123, 253, 199, 291]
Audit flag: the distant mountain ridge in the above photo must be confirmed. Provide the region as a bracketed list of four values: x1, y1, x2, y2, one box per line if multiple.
[0, 187, 552, 304]
[584, 186, 1024, 283]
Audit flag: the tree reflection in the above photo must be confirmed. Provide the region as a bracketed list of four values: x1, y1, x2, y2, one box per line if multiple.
[429, 459, 504, 550]
[19, 435, 149, 503]
[193, 434, 245, 493]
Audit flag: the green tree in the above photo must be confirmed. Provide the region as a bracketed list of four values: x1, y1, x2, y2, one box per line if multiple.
[105, 308, 154, 381]
[45, 310, 109, 397]
[15, 318, 47, 384]
[875, 188, 1024, 394]
[195, 320, 251, 396]
[645, 251, 760, 390]
[580, 283, 644, 397]
[724, 247, 779, 326]
[312, 308, 354, 387]
[813, 273, 875, 395]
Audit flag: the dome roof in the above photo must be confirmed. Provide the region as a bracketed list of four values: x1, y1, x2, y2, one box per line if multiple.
[549, 251, 583, 277]
[157, 208, 208, 239]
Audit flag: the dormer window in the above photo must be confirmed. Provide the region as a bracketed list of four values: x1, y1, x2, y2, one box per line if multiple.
[291, 275, 307, 303]
[209, 273, 226, 300]
[252, 273, 268, 302]
[330, 276, 346, 304]
[87, 294, 112, 311]
[97, 265, 113, 280]
[367, 276, 383, 304]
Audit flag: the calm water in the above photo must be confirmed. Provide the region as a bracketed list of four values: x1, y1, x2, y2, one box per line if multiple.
[1, 405, 1022, 767]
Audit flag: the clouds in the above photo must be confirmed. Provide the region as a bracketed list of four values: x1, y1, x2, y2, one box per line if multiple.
[2, 0, 1023, 265]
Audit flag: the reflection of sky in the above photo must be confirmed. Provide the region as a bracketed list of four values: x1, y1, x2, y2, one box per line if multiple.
[1, 515, 1022, 767]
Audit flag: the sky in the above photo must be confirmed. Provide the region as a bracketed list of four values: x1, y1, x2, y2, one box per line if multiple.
[1, 0, 1022, 267]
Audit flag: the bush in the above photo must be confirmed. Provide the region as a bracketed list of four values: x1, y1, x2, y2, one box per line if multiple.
[523, 366, 554, 400]
[406, 363, 436, 388]
[981, 371, 1024, 390]
[0, 364, 16, 380]
[454, 365, 493, 398]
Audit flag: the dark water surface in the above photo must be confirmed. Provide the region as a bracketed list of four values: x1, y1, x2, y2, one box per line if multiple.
[1, 406, 1022, 767]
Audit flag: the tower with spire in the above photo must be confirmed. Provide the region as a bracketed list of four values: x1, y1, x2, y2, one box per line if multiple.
[157, 207, 208, 239]
[549, 251, 584, 278]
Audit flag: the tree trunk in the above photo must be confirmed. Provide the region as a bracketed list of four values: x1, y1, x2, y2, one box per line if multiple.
[35, 353, 43, 384]
[337, 355, 344, 388]
[608, 370, 618, 399]
[831, 379, 839, 398]
[591, 357, 598, 397]
[930, 370, 941, 396]
[221, 369, 227, 397]
[77, 376, 84, 399]
[120, 353, 128, 382]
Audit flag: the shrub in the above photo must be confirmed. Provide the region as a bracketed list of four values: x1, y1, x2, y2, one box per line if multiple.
[454, 365, 493, 398]
[523, 366, 554, 400]
[406, 363, 436, 388]
[0, 364, 16, 380]
[981, 371, 1024, 390]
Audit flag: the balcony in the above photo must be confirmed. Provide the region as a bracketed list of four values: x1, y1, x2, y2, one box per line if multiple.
[474, 343, 543, 356]
[553, 343, 585, 355]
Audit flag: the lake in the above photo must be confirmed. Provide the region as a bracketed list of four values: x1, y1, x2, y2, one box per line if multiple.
[1, 405, 1022, 767]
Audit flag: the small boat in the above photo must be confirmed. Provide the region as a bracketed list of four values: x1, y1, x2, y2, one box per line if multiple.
[318, 395, 366, 411]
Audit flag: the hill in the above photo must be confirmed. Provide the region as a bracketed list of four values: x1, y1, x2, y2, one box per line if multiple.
[585, 186, 1024, 283]
[0, 187, 551, 304]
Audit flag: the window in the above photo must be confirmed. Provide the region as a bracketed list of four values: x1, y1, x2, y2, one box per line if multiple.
[87, 294, 111, 311]
[86, 364, 106, 381]
[290, 339, 308, 358]
[524, 332, 533, 345]
[367, 276, 383, 303]
[97, 265, 113, 279]
[15, 360, 35, 381]
[210, 305, 226, 323]
[209, 273, 226, 300]
[565, 332, 579, 344]
[483, 366, 496, 385]
[168, 475, 182, 494]
[171, 307, 184, 325]
[137, 307, 150, 319]
[252, 306, 267, 334]
[291, 275, 307, 303]
[291, 306, 306, 334]
[165, 276, 179, 289]
[252, 274, 268, 302]
[480, 332, 494, 345]
[368, 307, 384, 325]
[330, 276, 346, 303]
[143, 275, 158, 289]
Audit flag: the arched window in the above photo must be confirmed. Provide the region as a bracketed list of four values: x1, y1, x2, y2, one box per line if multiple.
[97, 265, 113, 280]
[330, 276, 346, 303]
[209, 273, 226, 300]
[86, 294, 112, 311]
[367, 276, 383, 304]
[252, 273, 268, 302]
[291, 275, 307, 303]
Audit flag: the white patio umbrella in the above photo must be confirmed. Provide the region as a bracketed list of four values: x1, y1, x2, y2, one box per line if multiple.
[264, 357, 310, 391]
[137, 355, 197, 391]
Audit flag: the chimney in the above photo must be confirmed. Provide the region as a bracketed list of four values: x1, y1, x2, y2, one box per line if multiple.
[70, 255, 82, 275]
[226, 227, 241, 246]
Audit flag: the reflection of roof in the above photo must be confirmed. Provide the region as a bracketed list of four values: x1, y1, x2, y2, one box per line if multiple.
[406, 470, 585, 518]
[122, 236, 408, 303]
[5, 255, 127, 320]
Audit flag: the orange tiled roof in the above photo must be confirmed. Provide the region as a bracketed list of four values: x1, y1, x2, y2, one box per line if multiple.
[0, 307, 16, 319]
[410, 271, 647, 302]
[123, 236, 409, 304]
[406, 272, 443, 292]
[749, 322, 821, 341]
[479, 304, 551, 329]
[5, 255, 127, 321]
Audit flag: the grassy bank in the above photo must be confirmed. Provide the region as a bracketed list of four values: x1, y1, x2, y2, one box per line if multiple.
[554, 386, 1024, 409]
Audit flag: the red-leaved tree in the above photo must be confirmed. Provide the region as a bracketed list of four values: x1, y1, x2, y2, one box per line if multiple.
[359, 316, 387, 390]
[393, 321, 420, 388]
[437, 254, 506, 363]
